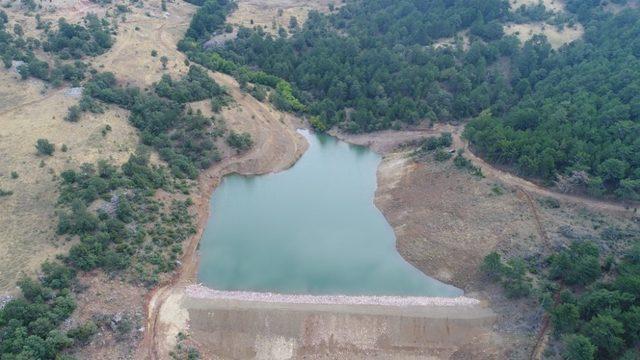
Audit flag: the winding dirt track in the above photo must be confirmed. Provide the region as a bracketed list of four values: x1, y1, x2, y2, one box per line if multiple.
[445, 125, 634, 215]
[343, 123, 634, 214]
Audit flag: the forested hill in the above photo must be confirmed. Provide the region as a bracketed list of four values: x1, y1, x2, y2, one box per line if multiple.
[181, 0, 520, 131]
[181, 0, 640, 200]
[465, 8, 640, 200]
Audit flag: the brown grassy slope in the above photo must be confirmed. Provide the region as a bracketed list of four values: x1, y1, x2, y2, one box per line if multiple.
[0, 71, 137, 292]
[226, 0, 334, 35]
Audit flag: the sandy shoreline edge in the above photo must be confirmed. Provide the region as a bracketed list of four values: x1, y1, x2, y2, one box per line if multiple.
[186, 284, 480, 307]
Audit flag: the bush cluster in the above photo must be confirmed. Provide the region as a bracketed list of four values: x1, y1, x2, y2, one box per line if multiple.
[43, 15, 113, 59]
[483, 239, 640, 359]
[83, 72, 226, 178]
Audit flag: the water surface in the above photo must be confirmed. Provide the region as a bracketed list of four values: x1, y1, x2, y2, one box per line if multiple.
[198, 131, 461, 296]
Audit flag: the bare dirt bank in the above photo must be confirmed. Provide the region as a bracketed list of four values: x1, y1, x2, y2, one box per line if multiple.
[184, 291, 496, 360]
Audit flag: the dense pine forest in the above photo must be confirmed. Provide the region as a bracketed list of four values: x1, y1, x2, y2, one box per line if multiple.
[181, 0, 640, 200]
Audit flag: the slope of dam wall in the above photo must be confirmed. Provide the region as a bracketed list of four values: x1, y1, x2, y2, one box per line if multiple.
[184, 293, 496, 359]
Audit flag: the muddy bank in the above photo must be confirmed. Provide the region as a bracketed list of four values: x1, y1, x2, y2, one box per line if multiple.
[328, 127, 444, 154]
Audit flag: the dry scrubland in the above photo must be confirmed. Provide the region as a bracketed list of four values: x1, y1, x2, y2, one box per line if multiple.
[91, 0, 196, 86]
[226, 0, 334, 34]
[504, 22, 583, 49]
[508, 0, 584, 49]
[334, 126, 637, 358]
[0, 0, 197, 294]
[342, 130, 636, 358]
[0, 71, 137, 292]
[434, 0, 584, 50]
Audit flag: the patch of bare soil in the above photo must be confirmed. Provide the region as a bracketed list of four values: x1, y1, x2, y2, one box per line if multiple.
[375, 151, 543, 358]
[226, 0, 335, 34]
[510, 0, 566, 14]
[92, 1, 197, 87]
[505, 0, 584, 49]
[604, 0, 640, 13]
[504, 22, 583, 49]
[432, 31, 471, 51]
[64, 273, 147, 360]
[0, 0, 197, 296]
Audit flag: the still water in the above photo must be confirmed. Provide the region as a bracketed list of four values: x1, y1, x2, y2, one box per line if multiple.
[198, 130, 461, 296]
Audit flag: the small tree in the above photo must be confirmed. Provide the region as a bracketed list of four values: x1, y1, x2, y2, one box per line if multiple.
[36, 139, 55, 156]
[289, 16, 298, 30]
[481, 252, 504, 280]
[65, 105, 81, 122]
[227, 131, 253, 152]
[552, 303, 580, 334]
[151, 49, 158, 57]
[563, 334, 596, 360]
[583, 314, 625, 358]
[160, 56, 168, 69]
[14, 24, 23, 36]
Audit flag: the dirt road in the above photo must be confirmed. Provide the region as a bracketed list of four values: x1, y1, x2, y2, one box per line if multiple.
[447, 126, 634, 215]
[336, 124, 634, 216]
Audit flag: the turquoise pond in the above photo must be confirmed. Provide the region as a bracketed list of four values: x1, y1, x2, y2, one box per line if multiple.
[197, 130, 461, 297]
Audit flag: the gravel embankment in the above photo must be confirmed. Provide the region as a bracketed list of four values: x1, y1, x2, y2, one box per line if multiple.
[186, 284, 480, 307]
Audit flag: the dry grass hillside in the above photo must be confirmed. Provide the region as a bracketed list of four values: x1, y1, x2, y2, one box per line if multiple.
[92, 1, 196, 87]
[0, 0, 198, 293]
[226, 0, 334, 34]
[510, 0, 566, 13]
[504, 22, 583, 49]
[507, 0, 584, 49]
[0, 71, 137, 292]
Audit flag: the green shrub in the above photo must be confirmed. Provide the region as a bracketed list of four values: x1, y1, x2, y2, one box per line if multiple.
[552, 303, 580, 334]
[36, 139, 55, 156]
[65, 105, 81, 122]
[227, 131, 253, 152]
[434, 149, 452, 162]
[481, 252, 504, 280]
[582, 314, 625, 358]
[0, 188, 13, 196]
[422, 133, 452, 151]
[67, 321, 98, 345]
[43, 15, 113, 59]
[563, 334, 596, 360]
[549, 241, 601, 286]
[154, 66, 224, 103]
